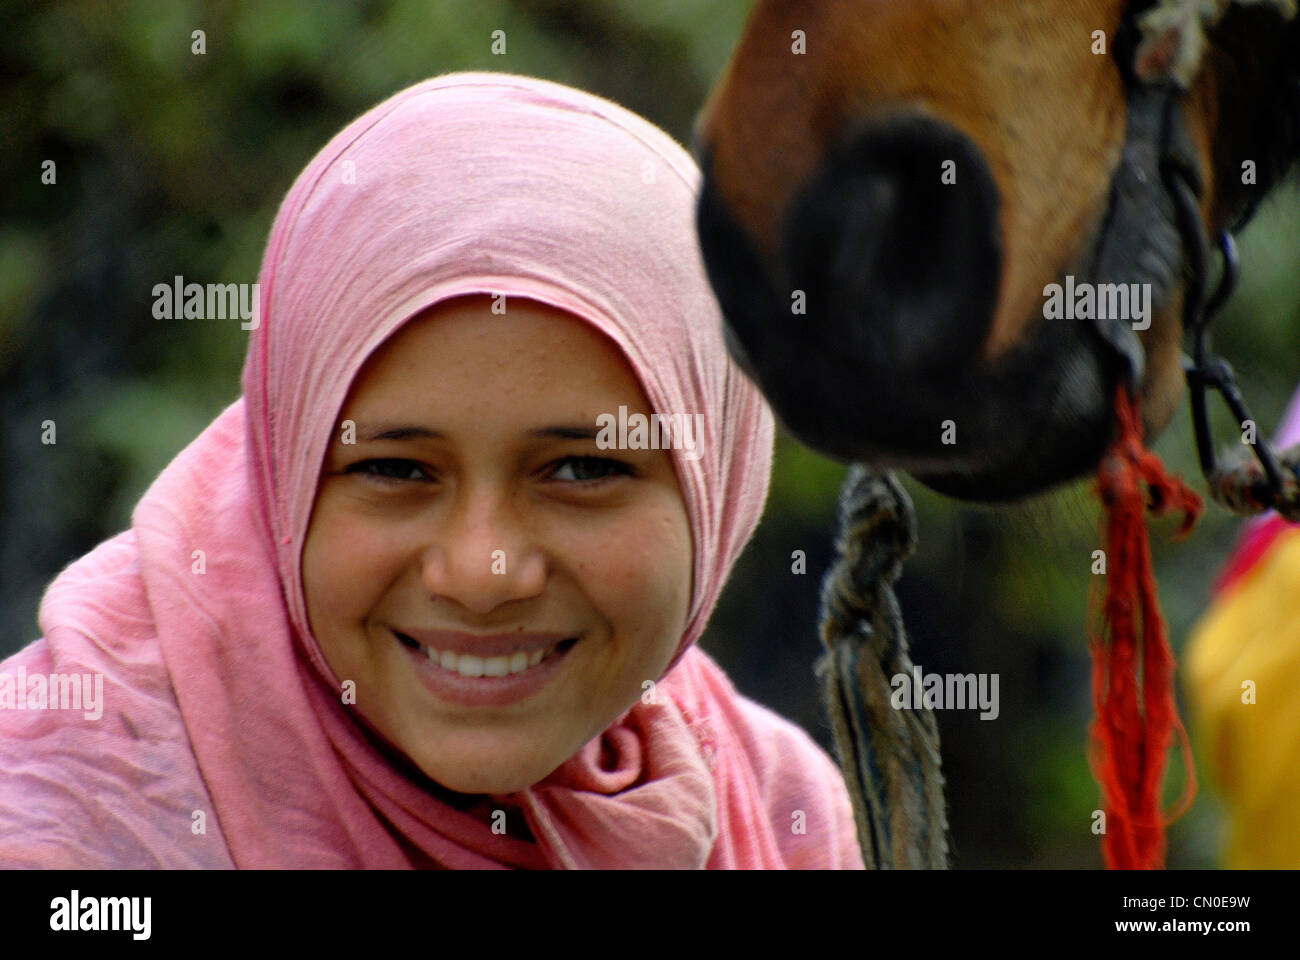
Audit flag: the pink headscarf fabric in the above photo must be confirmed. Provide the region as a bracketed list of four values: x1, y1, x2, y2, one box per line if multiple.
[0, 72, 863, 869]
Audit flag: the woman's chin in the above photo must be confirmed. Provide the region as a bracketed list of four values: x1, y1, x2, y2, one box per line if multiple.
[434, 772, 537, 797]
[410, 744, 562, 797]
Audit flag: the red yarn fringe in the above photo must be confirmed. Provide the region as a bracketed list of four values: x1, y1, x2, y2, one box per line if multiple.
[1088, 383, 1202, 869]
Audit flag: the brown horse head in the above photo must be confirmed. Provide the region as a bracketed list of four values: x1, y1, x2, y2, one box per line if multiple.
[696, 0, 1300, 500]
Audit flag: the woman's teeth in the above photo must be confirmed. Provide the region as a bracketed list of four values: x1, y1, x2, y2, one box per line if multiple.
[425, 643, 557, 677]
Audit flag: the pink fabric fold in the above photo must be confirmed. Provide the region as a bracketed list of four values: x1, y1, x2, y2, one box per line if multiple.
[520, 697, 718, 869]
[0, 72, 864, 869]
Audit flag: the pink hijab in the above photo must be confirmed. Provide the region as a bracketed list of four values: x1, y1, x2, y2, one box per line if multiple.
[0, 73, 863, 869]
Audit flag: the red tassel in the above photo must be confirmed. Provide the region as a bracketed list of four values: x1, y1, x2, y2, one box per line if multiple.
[1088, 383, 1201, 869]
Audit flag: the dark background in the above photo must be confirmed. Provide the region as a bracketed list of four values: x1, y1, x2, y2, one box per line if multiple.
[3, 0, 1299, 867]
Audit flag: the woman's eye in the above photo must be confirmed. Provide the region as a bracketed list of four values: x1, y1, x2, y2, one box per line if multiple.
[346, 459, 432, 483]
[549, 456, 634, 485]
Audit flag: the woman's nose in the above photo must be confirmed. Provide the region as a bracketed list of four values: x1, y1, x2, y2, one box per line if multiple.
[419, 489, 547, 615]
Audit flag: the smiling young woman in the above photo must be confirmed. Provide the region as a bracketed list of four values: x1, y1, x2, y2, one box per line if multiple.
[0, 73, 863, 869]
[302, 295, 695, 798]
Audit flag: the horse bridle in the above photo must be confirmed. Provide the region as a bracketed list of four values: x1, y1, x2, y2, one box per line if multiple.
[1100, 18, 1300, 521]
[1166, 157, 1300, 515]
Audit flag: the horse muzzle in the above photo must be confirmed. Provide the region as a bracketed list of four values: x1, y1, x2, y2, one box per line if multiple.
[697, 107, 1136, 500]
[698, 110, 1005, 468]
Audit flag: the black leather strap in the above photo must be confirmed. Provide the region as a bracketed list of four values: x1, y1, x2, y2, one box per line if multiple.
[1087, 82, 1198, 392]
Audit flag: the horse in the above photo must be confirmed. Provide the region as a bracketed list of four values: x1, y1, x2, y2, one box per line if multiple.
[695, 0, 1300, 503]
[693, 0, 1300, 868]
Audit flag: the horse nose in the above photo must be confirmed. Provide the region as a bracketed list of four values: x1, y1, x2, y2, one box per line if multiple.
[789, 112, 1002, 374]
[697, 111, 1003, 464]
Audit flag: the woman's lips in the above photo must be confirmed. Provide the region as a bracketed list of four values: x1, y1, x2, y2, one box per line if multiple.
[393, 628, 572, 658]
[394, 629, 578, 707]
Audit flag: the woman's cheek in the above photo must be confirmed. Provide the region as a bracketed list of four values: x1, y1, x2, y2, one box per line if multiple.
[635, 501, 694, 609]
[304, 495, 403, 626]
[582, 505, 692, 655]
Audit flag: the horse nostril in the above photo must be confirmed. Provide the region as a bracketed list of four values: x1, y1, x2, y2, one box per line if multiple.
[696, 113, 1004, 465]
[696, 111, 1004, 465]
[786, 111, 1003, 378]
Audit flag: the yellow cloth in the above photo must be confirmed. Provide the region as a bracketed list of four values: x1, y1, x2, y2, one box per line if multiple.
[1185, 526, 1300, 868]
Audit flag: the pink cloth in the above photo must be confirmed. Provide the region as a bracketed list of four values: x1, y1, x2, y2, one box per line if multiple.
[0, 72, 863, 869]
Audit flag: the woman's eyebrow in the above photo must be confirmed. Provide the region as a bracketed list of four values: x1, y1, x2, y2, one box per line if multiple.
[352, 424, 603, 442]
[531, 425, 601, 441]
[357, 424, 442, 442]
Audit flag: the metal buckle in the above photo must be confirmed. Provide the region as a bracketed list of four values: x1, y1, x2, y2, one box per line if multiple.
[1163, 164, 1291, 505]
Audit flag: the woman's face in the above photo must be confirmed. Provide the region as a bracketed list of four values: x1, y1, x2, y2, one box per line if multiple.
[302, 295, 694, 795]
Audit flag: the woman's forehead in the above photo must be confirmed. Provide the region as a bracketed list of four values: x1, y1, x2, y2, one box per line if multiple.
[338, 295, 655, 424]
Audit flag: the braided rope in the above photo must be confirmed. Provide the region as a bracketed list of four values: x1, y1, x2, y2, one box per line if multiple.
[815, 465, 949, 869]
[813, 449, 1299, 871]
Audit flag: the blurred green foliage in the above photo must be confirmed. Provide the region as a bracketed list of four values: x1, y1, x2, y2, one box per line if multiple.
[3, 0, 1298, 868]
